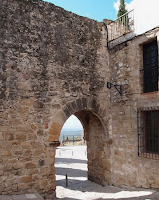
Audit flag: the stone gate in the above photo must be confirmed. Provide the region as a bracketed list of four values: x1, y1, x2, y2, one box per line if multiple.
[1, 0, 159, 199]
[0, 0, 110, 198]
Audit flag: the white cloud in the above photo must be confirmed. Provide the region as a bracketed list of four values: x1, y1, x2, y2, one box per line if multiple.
[114, 0, 159, 34]
[113, 0, 132, 14]
[114, 0, 120, 13]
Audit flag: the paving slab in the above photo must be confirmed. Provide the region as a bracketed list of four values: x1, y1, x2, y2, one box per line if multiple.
[0, 196, 12, 200]
[34, 194, 44, 200]
[25, 194, 37, 199]
[12, 195, 28, 200]
[0, 194, 44, 200]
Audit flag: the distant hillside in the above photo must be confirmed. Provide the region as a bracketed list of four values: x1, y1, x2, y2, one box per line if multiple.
[60, 129, 83, 141]
[61, 129, 83, 136]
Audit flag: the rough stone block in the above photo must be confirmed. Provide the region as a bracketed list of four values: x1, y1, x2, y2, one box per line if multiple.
[48, 135, 59, 142]
[2, 150, 12, 157]
[49, 129, 59, 136]
[63, 106, 72, 117]
[40, 180, 48, 187]
[76, 99, 83, 110]
[18, 183, 29, 190]
[13, 163, 23, 170]
[51, 122, 62, 131]
[33, 150, 44, 156]
[25, 162, 36, 169]
[33, 101, 43, 109]
[19, 176, 32, 183]
[81, 98, 87, 109]
[0, 132, 3, 140]
[22, 141, 30, 148]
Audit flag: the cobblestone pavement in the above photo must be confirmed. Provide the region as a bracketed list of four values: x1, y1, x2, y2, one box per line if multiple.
[0, 193, 44, 200]
[55, 145, 159, 200]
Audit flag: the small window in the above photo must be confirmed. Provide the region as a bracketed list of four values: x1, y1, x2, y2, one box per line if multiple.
[138, 108, 159, 159]
[142, 39, 158, 93]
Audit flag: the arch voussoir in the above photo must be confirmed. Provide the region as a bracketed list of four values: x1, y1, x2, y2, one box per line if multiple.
[80, 98, 88, 110]
[90, 98, 100, 114]
[48, 111, 67, 144]
[76, 99, 84, 110]
[48, 97, 108, 144]
[70, 100, 78, 111]
[63, 105, 73, 118]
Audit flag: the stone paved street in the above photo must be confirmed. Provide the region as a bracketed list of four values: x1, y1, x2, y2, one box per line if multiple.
[1, 146, 159, 200]
[55, 146, 159, 200]
[0, 194, 44, 200]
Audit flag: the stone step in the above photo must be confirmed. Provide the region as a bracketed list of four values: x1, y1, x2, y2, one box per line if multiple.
[0, 193, 44, 200]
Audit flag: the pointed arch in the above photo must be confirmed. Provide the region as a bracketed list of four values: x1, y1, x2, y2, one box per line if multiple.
[48, 97, 109, 144]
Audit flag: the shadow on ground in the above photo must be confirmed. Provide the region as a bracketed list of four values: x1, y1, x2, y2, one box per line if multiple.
[55, 167, 87, 178]
[56, 178, 136, 194]
[55, 157, 87, 164]
[55, 146, 158, 200]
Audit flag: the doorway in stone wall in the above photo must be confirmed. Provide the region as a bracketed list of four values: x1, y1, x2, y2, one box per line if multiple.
[55, 114, 87, 198]
[54, 108, 111, 199]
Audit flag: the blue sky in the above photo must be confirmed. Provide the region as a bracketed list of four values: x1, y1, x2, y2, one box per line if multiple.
[43, 0, 132, 22]
[62, 115, 83, 131]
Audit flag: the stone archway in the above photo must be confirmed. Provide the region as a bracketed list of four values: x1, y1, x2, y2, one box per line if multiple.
[48, 98, 109, 144]
[49, 98, 111, 189]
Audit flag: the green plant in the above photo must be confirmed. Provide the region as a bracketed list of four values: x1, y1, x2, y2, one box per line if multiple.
[117, 0, 127, 18]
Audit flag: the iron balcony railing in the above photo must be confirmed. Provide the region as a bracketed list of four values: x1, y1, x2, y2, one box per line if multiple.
[60, 135, 83, 144]
[108, 9, 134, 42]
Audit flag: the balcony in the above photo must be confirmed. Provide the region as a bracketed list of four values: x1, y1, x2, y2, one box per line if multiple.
[106, 10, 135, 48]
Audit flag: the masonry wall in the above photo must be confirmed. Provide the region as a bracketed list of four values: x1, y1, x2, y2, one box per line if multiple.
[0, 0, 110, 198]
[1, 0, 159, 198]
[109, 28, 159, 189]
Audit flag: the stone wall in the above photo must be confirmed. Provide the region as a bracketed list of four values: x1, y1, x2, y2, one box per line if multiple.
[1, 0, 159, 198]
[0, 0, 110, 198]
